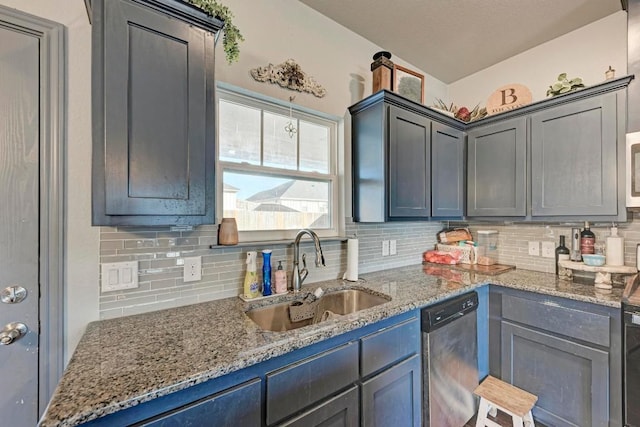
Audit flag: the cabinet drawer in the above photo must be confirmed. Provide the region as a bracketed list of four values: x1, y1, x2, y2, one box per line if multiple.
[266, 341, 359, 425]
[502, 294, 610, 347]
[278, 385, 359, 427]
[360, 316, 420, 377]
[136, 378, 261, 426]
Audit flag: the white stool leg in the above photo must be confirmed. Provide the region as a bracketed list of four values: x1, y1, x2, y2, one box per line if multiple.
[511, 414, 524, 427]
[523, 411, 534, 427]
[475, 398, 490, 427]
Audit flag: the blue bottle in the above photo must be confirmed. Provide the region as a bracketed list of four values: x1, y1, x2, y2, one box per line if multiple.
[262, 250, 272, 296]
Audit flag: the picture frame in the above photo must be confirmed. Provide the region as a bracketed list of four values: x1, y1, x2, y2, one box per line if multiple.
[394, 65, 425, 103]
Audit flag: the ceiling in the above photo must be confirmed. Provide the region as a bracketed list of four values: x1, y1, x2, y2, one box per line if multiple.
[298, 0, 623, 83]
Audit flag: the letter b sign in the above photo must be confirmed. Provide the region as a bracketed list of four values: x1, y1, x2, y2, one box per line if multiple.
[486, 83, 532, 116]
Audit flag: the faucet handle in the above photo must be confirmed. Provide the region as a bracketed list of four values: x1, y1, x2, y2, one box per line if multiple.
[300, 253, 309, 283]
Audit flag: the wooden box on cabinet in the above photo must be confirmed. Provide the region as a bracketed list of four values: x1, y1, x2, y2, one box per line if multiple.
[89, 0, 222, 226]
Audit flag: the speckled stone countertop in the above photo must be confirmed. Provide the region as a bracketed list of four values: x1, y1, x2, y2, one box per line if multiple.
[39, 265, 623, 426]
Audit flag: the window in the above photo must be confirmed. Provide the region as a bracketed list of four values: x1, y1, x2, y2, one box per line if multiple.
[217, 87, 340, 241]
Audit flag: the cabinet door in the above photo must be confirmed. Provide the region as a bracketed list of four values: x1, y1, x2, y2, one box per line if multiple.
[501, 321, 609, 427]
[467, 117, 527, 217]
[278, 386, 359, 427]
[531, 94, 618, 217]
[431, 122, 465, 218]
[92, 0, 216, 225]
[137, 378, 261, 426]
[388, 106, 431, 218]
[361, 354, 421, 427]
[266, 341, 359, 425]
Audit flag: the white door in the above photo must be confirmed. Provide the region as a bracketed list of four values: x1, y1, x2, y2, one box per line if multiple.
[0, 20, 41, 427]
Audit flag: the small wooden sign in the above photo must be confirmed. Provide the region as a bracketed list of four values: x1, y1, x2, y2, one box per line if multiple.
[486, 83, 532, 115]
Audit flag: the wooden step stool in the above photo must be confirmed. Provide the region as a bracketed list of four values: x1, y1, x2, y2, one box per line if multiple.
[474, 376, 538, 427]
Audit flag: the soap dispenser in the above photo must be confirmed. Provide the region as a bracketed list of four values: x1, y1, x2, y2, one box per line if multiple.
[275, 261, 287, 294]
[606, 224, 624, 266]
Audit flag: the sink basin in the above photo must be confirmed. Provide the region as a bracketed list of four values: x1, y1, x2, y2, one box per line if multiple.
[245, 289, 390, 332]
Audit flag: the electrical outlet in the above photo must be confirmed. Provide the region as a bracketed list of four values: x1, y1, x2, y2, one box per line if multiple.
[390, 240, 397, 255]
[101, 261, 138, 292]
[382, 240, 390, 256]
[541, 241, 555, 258]
[528, 241, 540, 256]
[183, 256, 202, 282]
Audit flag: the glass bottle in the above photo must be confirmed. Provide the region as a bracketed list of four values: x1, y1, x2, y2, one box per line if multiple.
[580, 221, 595, 257]
[555, 235, 570, 275]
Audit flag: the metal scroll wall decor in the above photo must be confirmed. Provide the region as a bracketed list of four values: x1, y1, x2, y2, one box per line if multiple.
[250, 59, 327, 98]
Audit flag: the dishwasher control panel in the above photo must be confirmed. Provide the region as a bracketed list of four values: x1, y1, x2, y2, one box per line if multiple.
[421, 291, 478, 333]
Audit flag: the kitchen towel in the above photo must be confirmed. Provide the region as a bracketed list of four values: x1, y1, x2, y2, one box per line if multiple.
[343, 238, 359, 282]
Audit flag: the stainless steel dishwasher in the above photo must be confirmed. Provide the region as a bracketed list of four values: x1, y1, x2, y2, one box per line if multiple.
[421, 291, 479, 427]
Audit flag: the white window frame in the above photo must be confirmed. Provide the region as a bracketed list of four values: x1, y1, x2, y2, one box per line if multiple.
[216, 84, 342, 242]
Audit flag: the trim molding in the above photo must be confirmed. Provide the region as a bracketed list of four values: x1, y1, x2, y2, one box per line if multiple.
[0, 5, 66, 416]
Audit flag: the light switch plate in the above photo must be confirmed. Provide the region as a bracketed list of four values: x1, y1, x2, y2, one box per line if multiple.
[528, 241, 540, 256]
[541, 241, 555, 258]
[101, 261, 139, 293]
[183, 256, 202, 282]
[382, 240, 390, 257]
[390, 240, 397, 255]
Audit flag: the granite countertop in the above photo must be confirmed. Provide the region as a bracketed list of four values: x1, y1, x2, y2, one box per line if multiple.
[39, 265, 623, 426]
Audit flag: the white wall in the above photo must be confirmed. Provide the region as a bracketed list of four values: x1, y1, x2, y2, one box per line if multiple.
[214, 0, 447, 117]
[449, 11, 627, 108]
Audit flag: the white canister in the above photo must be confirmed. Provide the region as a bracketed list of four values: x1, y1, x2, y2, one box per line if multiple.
[606, 226, 624, 266]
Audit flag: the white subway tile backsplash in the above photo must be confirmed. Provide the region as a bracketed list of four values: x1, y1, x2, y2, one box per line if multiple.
[98, 213, 640, 319]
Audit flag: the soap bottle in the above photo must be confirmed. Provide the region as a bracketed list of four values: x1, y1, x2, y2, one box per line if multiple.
[555, 235, 570, 275]
[243, 251, 261, 299]
[261, 250, 272, 296]
[606, 224, 624, 266]
[275, 261, 287, 294]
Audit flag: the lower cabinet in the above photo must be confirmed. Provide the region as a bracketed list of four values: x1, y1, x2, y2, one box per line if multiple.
[278, 386, 359, 427]
[82, 311, 421, 427]
[137, 378, 261, 427]
[361, 354, 421, 427]
[489, 287, 622, 427]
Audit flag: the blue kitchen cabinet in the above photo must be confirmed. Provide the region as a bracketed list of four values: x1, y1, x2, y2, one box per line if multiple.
[361, 354, 421, 427]
[81, 311, 421, 426]
[530, 93, 622, 219]
[465, 77, 630, 221]
[466, 117, 527, 218]
[349, 91, 466, 222]
[137, 379, 261, 426]
[89, 0, 221, 226]
[489, 286, 622, 427]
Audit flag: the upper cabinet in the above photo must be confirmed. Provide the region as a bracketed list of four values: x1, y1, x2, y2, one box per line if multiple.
[350, 77, 631, 222]
[530, 94, 619, 217]
[350, 91, 465, 222]
[466, 78, 629, 221]
[467, 117, 527, 217]
[89, 0, 222, 226]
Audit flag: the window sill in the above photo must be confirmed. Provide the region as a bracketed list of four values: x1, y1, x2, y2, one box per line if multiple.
[208, 236, 349, 250]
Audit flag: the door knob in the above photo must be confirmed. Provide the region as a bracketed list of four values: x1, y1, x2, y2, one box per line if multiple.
[1, 286, 27, 304]
[0, 323, 28, 346]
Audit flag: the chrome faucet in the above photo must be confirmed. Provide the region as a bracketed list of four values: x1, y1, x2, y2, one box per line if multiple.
[291, 229, 325, 292]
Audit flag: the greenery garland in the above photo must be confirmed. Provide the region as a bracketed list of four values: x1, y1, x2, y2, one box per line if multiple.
[188, 0, 244, 63]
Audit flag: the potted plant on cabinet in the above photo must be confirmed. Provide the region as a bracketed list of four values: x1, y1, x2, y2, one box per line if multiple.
[187, 0, 244, 63]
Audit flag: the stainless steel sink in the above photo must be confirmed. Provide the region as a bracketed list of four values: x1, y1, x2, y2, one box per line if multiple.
[245, 289, 390, 332]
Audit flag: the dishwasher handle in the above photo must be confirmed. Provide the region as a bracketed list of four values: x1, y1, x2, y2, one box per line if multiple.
[421, 291, 478, 333]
